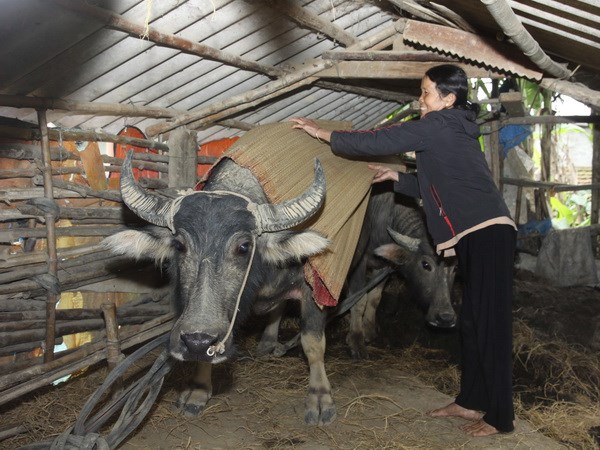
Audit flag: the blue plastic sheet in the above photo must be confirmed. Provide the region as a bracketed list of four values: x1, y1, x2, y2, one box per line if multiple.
[499, 124, 531, 157]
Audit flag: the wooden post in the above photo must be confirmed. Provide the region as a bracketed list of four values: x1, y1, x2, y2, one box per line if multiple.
[592, 107, 600, 224]
[168, 128, 198, 188]
[37, 109, 58, 363]
[488, 121, 501, 188]
[515, 185, 523, 225]
[102, 302, 124, 396]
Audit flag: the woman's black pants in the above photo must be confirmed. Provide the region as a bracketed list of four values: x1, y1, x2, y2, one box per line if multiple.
[454, 224, 516, 433]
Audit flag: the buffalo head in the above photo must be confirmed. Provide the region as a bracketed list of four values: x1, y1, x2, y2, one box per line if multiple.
[104, 151, 329, 362]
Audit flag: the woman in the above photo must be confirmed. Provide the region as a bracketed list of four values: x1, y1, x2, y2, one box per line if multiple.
[291, 64, 516, 437]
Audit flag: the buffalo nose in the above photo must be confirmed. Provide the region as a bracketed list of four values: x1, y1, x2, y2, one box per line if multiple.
[180, 332, 218, 355]
[435, 312, 456, 327]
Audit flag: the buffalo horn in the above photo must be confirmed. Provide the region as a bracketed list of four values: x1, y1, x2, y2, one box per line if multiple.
[254, 159, 326, 232]
[120, 150, 174, 228]
[387, 227, 421, 252]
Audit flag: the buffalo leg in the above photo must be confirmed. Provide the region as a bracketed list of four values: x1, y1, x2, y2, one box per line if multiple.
[301, 292, 336, 425]
[347, 293, 370, 359]
[176, 361, 212, 416]
[363, 283, 385, 343]
[346, 256, 369, 359]
[256, 301, 287, 357]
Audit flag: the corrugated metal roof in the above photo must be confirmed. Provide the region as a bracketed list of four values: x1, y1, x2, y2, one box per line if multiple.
[0, 0, 598, 144]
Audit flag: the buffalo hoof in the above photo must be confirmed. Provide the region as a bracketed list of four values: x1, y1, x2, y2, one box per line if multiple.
[346, 332, 369, 360]
[175, 386, 211, 417]
[256, 339, 286, 357]
[304, 393, 337, 425]
[363, 324, 378, 343]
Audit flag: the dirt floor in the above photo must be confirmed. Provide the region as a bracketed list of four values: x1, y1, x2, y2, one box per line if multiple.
[2, 263, 600, 449]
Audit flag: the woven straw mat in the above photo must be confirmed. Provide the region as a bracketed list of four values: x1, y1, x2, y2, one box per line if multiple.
[224, 121, 373, 307]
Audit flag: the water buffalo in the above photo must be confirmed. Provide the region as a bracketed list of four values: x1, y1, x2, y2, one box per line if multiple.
[345, 187, 457, 359]
[104, 151, 337, 425]
[256, 186, 457, 361]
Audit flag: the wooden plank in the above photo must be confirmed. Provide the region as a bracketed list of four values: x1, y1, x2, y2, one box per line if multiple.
[168, 128, 198, 188]
[79, 141, 108, 191]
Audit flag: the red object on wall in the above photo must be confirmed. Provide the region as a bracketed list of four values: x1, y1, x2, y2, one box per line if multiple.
[111, 126, 159, 181]
[197, 137, 239, 177]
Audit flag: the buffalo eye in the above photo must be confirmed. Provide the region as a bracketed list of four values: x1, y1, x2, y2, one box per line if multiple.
[421, 260, 432, 271]
[172, 239, 186, 253]
[236, 241, 251, 255]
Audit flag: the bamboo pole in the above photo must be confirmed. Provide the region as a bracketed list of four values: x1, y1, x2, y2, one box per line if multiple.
[0, 298, 46, 312]
[0, 254, 135, 296]
[0, 94, 178, 119]
[0, 315, 173, 406]
[0, 249, 116, 284]
[0, 303, 169, 323]
[0, 143, 75, 161]
[0, 225, 125, 243]
[37, 109, 58, 363]
[501, 177, 600, 192]
[0, 125, 168, 151]
[0, 315, 164, 347]
[0, 243, 104, 269]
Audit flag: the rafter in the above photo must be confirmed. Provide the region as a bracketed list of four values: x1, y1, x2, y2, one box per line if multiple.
[145, 21, 406, 136]
[53, 0, 285, 78]
[264, 0, 358, 47]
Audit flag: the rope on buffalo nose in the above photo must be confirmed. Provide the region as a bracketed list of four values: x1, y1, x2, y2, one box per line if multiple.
[207, 234, 257, 357]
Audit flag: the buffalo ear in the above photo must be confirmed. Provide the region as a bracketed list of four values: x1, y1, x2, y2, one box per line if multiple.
[102, 229, 175, 263]
[261, 230, 330, 264]
[374, 243, 410, 266]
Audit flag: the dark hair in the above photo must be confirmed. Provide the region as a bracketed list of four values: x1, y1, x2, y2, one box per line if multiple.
[425, 64, 479, 114]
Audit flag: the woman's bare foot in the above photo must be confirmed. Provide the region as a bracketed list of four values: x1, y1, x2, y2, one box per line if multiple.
[427, 402, 484, 421]
[461, 419, 500, 437]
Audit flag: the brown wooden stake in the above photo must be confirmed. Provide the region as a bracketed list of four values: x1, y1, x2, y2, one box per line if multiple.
[37, 109, 58, 363]
[102, 303, 124, 380]
[515, 185, 523, 225]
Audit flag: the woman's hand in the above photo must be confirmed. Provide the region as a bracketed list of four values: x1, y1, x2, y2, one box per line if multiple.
[290, 117, 331, 143]
[368, 164, 400, 184]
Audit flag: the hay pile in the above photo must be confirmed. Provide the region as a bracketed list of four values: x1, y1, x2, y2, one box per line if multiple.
[2, 275, 599, 448]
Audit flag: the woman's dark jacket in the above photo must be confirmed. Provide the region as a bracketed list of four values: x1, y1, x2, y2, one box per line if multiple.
[329, 108, 512, 247]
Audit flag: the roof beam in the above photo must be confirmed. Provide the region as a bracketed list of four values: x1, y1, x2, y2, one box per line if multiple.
[263, 0, 358, 47]
[0, 94, 178, 119]
[53, 0, 285, 78]
[316, 61, 506, 79]
[315, 81, 415, 104]
[321, 50, 456, 62]
[540, 78, 600, 109]
[387, 0, 458, 28]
